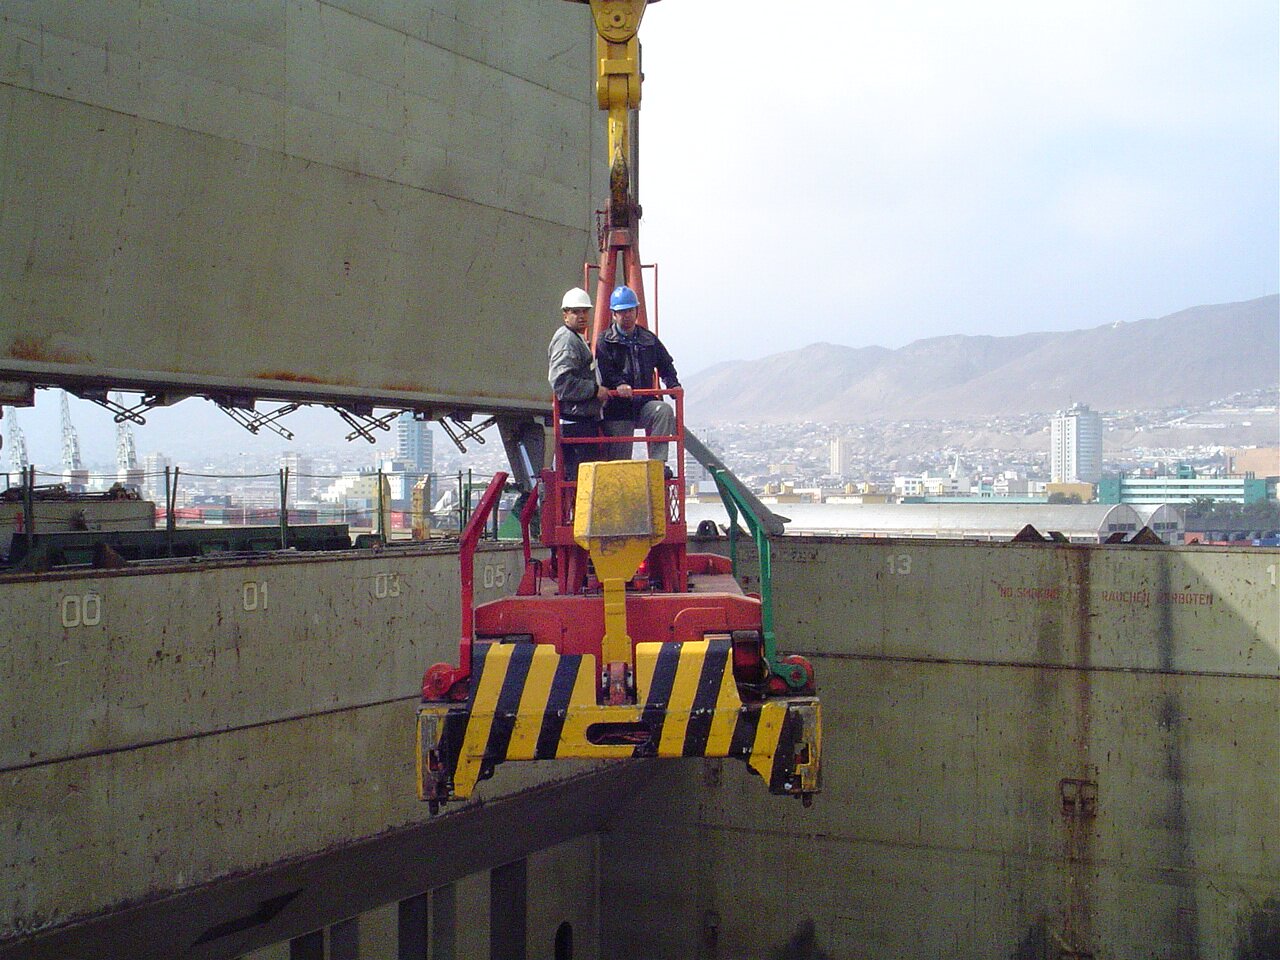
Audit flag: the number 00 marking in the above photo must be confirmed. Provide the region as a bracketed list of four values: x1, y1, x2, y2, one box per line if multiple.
[60, 594, 102, 627]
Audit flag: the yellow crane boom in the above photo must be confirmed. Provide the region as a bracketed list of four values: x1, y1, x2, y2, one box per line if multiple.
[569, 0, 657, 207]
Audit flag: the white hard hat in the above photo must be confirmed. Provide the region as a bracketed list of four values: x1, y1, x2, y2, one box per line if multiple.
[561, 287, 593, 310]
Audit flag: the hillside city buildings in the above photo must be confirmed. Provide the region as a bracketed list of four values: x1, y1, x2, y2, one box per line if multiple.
[7, 388, 1276, 543]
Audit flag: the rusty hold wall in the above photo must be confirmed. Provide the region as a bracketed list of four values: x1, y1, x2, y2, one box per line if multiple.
[604, 537, 1279, 960]
[1, 538, 1276, 958]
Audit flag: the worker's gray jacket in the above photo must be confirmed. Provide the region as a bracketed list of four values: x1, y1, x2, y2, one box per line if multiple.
[548, 324, 602, 421]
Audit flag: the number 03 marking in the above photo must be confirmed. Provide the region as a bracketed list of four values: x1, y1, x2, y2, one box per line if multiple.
[373, 572, 401, 598]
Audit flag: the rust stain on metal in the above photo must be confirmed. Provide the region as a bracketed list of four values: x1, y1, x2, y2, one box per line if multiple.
[464, 386, 545, 401]
[8, 336, 92, 365]
[1062, 548, 1096, 956]
[1059, 778, 1098, 817]
[254, 370, 341, 385]
[381, 381, 424, 393]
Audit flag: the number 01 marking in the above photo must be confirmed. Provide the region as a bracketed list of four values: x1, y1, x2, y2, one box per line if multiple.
[887, 554, 912, 575]
[1268, 563, 1277, 587]
[242, 581, 269, 611]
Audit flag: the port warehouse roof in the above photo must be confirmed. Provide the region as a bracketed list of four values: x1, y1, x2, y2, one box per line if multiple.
[686, 502, 1182, 543]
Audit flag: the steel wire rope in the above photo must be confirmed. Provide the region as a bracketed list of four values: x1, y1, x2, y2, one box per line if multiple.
[18, 513, 160, 526]
[178, 471, 280, 479]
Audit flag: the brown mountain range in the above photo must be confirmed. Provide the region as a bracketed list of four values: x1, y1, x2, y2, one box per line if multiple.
[684, 295, 1279, 423]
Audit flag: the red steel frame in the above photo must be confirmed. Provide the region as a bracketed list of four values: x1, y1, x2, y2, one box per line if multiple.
[587, 229, 656, 350]
[477, 387, 763, 686]
[584, 260, 659, 337]
[546, 387, 686, 596]
[424, 389, 746, 703]
[425, 201, 755, 703]
[420, 471, 507, 699]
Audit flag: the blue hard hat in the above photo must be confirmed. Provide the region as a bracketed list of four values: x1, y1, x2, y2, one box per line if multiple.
[609, 285, 639, 311]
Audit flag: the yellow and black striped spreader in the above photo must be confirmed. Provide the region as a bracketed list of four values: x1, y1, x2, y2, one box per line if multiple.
[417, 637, 821, 807]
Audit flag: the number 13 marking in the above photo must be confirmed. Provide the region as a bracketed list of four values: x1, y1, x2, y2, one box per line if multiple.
[887, 554, 912, 575]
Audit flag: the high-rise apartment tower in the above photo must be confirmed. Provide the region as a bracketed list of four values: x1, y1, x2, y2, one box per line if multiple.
[829, 438, 855, 477]
[397, 413, 433, 475]
[1050, 403, 1103, 483]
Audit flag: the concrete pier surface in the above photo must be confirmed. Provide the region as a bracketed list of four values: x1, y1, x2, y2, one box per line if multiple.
[2, 537, 1275, 958]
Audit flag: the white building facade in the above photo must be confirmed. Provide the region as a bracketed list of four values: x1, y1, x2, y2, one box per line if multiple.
[141, 453, 172, 503]
[829, 438, 855, 477]
[1051, 403, 1103, 483]
[894, 465, 972, 499]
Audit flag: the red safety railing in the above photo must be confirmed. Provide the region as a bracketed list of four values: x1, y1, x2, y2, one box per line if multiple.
[457, 471, 508, 676]
[547, 387, 685, 544]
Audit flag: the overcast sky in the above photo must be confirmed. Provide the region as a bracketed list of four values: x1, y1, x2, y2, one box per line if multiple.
[9, 0, 1278, 466]
[638, 1, 1278, 376]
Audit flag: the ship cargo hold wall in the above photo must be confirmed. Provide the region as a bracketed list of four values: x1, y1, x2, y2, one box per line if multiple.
[605, 537, 1279, 960]
[0, 1, 605, 415]
[2, 539, 1276, 959]
[0, 542, 629, 958]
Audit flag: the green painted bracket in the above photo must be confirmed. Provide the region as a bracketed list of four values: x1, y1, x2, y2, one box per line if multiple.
[710, 469, 780, 675]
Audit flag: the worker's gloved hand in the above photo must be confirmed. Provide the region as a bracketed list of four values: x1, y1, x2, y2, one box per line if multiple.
[616, 384, 633, 398]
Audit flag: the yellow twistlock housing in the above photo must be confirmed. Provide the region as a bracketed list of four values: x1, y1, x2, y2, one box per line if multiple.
[572, 459, 666, 667]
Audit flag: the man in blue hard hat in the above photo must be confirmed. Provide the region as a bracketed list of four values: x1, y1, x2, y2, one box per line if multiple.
[596, 284, 680, 467]
[548, 287, 610, 479]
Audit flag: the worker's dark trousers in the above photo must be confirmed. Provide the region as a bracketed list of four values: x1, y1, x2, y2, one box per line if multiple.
[559, 420, 605, 480]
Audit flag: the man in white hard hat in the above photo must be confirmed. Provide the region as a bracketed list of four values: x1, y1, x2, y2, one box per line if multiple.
[548, 287, 610, 479]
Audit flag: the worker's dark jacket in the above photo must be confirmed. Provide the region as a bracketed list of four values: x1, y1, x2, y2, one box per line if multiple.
[547, 324, 602, 421]
[596, 323, 680, 421]
[596, 323, 680, 419]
